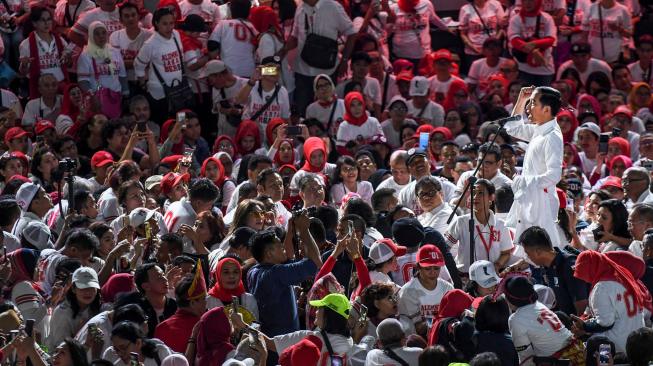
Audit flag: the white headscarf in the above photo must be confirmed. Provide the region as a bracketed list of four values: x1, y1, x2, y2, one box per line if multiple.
[86, 21, 114, 71]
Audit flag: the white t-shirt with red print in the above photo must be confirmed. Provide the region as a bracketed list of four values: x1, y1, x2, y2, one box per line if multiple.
[53, 0, 96, 29]
[18, 33, 68, 81]
[398, 277, 453, 329]
[507, 12, 557, 75]
[388, 0, 446, 60]
[466, 57, 509, 85]
[581, 2, 632, 64]
[77, 48, 126, 93]
[335, 116, 384, 148]
[515, 0, 565, 14]
[209, 18, 258, 78]
[241, 81, 291, 135]
[109, 28, 153, 81]
[558, 0, 592, 44]
[459, 0, 506, 55]
[71, 8, 123, 38]
[179, 0, 221, 31]
[428, 74, 465, 104]
[134, 30, 184, 100]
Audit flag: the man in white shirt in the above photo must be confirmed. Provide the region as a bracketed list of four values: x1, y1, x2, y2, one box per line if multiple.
[576, 122, 601, 177]
[398, 148, 455, 216]
[408, 76, 444, 127]
[206, 60, 248, 137]
[416, 176, 453, 234]
[453, 142, 513, 206]
[22, 74, 62, 127]
[365, 318, 422, 365]
[255, 168, 291, 228]
[623, 167, 653, 210]
[428, 49, 465, 104]
[226, 155, 273, 213]
[504, 86, 564, 247]
[110, 2, 153, 88]
[208, 0, 257, 77]
[627, 203, 653, 257]
[377, 150, 411, 194]
[628, 35, 653, 83]
[466, 38, 509, 98]
[556, 42, 613, 84]
[12, 183, 53, 241]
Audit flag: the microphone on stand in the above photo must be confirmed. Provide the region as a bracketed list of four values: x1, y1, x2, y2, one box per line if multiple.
[490, 115, 523, 128]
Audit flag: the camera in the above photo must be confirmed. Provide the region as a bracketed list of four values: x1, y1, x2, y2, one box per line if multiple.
[592, 225, 604, 241]
[59, 158, 77, 171]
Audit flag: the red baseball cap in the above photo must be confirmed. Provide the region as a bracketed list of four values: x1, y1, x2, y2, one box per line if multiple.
[161, 172, 190, 195]
[4, 127, 29, 146]
[279, 335, 323, 366]
[396, 69, 414, 82]
[160, 155, 183, 171]
[432, 49, 453, 63]
[34, 120, 55, 135]
[417, 244, 445, 267]
[91, 151, 115, 169]
[613, 105, 633, 119]
[601, 176, 623, 190]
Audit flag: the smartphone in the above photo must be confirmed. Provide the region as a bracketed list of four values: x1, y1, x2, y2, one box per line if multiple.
[261, 66, 278, 76]
[176, 111, 186, 126]
[566, 197, 574, 211]
[130, 352, 140, 366]
[598, 344, 611, 366]
[599, 134, 610, 154]
[592, 226, 604, 241]
[286, 125, 302, 136]
[231, 295, 239, 313]
[611, 127, 621, 138]
[419, 132, 429, 150]
[136, 121, 147, 133]
[25, 319, 35, 337]
[347, 220, 354, 237]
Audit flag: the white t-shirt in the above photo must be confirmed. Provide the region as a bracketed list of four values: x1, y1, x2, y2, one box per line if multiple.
[398, 277, 453, 328]
[418, 202, 454, 234]
[376, 176, 409, 194]
[336, 117, 384, 148]
[209, 19, 258, 77]
[77, 48, 126, 93]
[134, 31, 184, 100]
[459, 0, 506, 55]
[581, 2, 632, 64]
[0, 88, 22, 118]
[256, 33, 295, 92]
[109, 27, 153, 81]
[22, 96, 62, 127]
[365, 347, 422, 366]
[398, 178, 456, 216]
[74, 310, 113, 357]
[444, 212, 514, 272]
[389, 0, 446, 59]
[163, 197, 198, 253]
[274, 331, 354, 365]
[556, 58, 613, 85]
[241, 82, 291, 134]
[508, 12, 557, 75]
[97, 187, 121, 222]
[466, 57, 509, 85]
[509, 301, 573, 363]
[627, 61, 653, 84]
[515, 0, 565, 13]
[428, 74, 465, 103]
[330, 181, 374, 206]
[72, 8, 123, 37]
[179, 0, 221, 30]
[18, 33, 68, 81]
[407, 100, 444, 127]
[306, 99, 346, 136]
[336, 76, 382, 106]
[54, 0, 95, 28]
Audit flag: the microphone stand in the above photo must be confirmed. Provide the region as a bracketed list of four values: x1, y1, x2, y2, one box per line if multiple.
[447, 121, 507, 268]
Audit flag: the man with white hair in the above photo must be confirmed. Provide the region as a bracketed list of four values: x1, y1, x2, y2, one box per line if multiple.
[623, 167, 653, 209]
[377, 150, 411, 194]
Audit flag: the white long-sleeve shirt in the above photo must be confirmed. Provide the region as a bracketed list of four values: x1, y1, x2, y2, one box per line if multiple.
[504, 116, 563, 246]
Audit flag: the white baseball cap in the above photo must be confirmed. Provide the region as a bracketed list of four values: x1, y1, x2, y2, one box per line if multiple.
[16, 183, 41, 212]
[409, 76, 429, 97]
[23, 221, 53, 251]
[72, 267, 100, 290]
[369, 238, 407, 264]
[469, 260, 500, 289]
[534, 284, 556, 309]
[128, 207, 156, 228]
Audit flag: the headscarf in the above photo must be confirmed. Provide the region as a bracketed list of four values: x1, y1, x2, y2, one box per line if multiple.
[195, 307, 234, 366]
[7, 249, 39, 285]
[564, 142, 584, 171]
[274, 139, 295, 167]
[234, 120, 262, 156]
[574, 250, 649, 313]
[213, 135, 236, 156]
[608, 155, 632, 174]
[305, 273, 344, 330]
[160, 119, 184, 155]
[156, 0, 182, 21]
[483, 73, 510, 103]
[100, 273, 135, 303]
[61, 83, 82, 123]
[207, 257, 246, 303]
[576, 94, 602, 120]
[301, 137, 327, 173]
[200, 157, 226, 188]
[520, 0, 542, 17]
[629, 82, 652, 112]
[608, 137, 631, 158]
[265, 117, 285, 146]
[428, 289, 473, 345]
[343, 92, 368, 127]
[556, 110, 579, 143]
[86, 21, 114, 72]
[604, 251, 653, 313]
[249, 6, 282, 43]
[442, 79, 469, 111]
[398, 0, 419, 12]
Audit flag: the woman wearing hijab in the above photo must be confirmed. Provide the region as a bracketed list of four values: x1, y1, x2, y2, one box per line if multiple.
[306, 75, 346, 137]
[442, 79, 470, 112]
[4, 249, 48, 338]
[556, 110, 579, 144]
[563, 142, 585, 172]
[193, 307, 235, 366]
[201, 156, 236, 212]
[576, 94, 603, 119]
[507, 0, 556, 86]
[288, 136, 335, 197]
[207, 257, 259, 321]
[628, 82, 653, 113]
[336, 92, 385, 156]
[573, 250, 647, 353]
[56, 83, 90, 137]
[77, 21, 127, 118]
[604, 251, 653, 319]
[234, 120, 262, 157]
[427, 290, 475, 361]
[589, 137, 631, 186]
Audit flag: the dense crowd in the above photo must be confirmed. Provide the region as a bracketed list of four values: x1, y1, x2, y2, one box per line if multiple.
[2, 0, 653, 364]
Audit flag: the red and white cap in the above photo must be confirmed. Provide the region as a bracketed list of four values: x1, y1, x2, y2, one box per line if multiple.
[161, 172, 190, 195]
[369, 238, 407, 264]
[416, 244, 444, 267]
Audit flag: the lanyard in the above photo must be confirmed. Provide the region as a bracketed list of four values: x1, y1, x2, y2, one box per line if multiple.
[475, 224, 494, 260]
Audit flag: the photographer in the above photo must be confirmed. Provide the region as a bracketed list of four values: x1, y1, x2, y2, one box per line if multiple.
[206, 60, 248, 138]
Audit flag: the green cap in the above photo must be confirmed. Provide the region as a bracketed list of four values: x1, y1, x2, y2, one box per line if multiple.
[309, 293, 351, 319]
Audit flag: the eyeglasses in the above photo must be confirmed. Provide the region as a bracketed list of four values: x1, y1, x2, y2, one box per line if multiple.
[418, 189, 438, 199]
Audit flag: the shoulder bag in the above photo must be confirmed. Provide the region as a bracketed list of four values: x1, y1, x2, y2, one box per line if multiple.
[91, 58, 122, 119]
[301, 12, 339, 69]
[151, 35, 195, 114]
[250, 84, 281, 122]
[598, 4, 606, 58]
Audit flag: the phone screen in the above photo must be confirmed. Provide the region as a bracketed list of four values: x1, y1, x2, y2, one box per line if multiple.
[599, 134, 610, 154]
[419, 132, 429, 150]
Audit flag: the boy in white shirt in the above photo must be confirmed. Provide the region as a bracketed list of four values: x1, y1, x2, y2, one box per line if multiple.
[408, 76, 444, 127]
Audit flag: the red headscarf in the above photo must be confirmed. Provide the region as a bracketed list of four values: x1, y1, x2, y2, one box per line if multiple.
[234, 120, 262, 156]
[414, 124, 436, 138]
[574, 251, 649, 313]
[200, 157, 226, 188]
[442, 79, 469, 112]
[605, 251, 653, 313]
[556, 110, 579, 143]
[343, 92, 368, 127]
[608, 155, 633, 174]
[160, 119, 184, 155]
[100, 273, 135, 303]
[576, 94, 602, 120]
[249, 6, 282, 43]
[301, 137, 327, 173]
[213, 135, 236, 156]
[265, 117, 285, 146]
[398, 0, 419, 12]
[428, 289, 473, 345]
[196, 307, 234, 366]
[207, 257, 246, 303]
[520, 0, 542, 17]
[564, 142, 584, 171]
[157, 0, 181, 21]
[608, 137, 631, 158]
[61, 83, 81, 123]
[274, 139, 295, 167]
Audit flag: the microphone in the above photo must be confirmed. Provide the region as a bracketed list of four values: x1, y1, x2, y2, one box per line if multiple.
[490, 115, 522, 128]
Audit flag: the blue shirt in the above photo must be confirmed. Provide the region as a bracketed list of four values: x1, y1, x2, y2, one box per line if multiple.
[247, 258, 317, 336]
